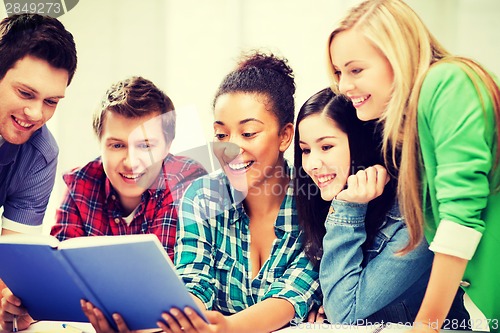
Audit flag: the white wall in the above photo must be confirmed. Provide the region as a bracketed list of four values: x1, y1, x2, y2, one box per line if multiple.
[1, 0, 499, 233]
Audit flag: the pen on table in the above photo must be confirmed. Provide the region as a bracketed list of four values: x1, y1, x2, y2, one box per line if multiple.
[61, 323, 88, 333]
[371, 322, 387, 333]
[12, 315, 18, 333]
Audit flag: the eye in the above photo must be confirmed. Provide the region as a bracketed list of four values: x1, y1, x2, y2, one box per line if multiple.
[18, 90, 33, 98]
[214, 133, 227, 140]
[137, 142, 152, 149]
[111, 143, 124, 149]
[242, 132, 256, 138]
[44, 99, 59, 107]
[322, 145, 333, 151]
[334, 70, 341, 77]
[351, 68, 363, 75]
[301, 148, 311, 155]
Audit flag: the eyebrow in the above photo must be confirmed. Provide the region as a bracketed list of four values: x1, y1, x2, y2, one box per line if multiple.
[344, 60, 364, 67]
[214, 118, 264, 126]
[105, 137, 124, 142]
[16, 82, 65, 99]
[299, 136, 338, 145]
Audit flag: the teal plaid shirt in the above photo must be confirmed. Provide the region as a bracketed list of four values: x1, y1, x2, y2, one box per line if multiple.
[174, 162, 321, 320]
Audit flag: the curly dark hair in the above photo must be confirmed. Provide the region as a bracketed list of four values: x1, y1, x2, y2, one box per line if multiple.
[213, 51, 295, 128]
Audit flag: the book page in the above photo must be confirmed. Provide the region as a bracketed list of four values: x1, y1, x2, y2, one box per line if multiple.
[0, 234, 59, 248]
[57, 233, 161, 250]
[59, 233, 204, 330]
[16, 321, 96, 333]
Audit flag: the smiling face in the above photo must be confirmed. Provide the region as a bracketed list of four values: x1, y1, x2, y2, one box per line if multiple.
[299, 114, 351, 201]
[213, 92, 292, 195]
[0, 56, 69, 145]
[330, 29, 394, 121]
[100, 111, 170, 213]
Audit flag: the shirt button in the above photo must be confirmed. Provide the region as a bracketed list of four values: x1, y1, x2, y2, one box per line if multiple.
[111, 195, 116, 200]
[114, 218, 121, 224]
[460, 280, 470, 287]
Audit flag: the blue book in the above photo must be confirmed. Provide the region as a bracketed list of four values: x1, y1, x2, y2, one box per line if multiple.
[0, 234, 207, 330]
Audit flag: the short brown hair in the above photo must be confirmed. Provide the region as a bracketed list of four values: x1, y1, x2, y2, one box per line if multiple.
[93, 76, 176, 145]
[0, 14, 77, 84]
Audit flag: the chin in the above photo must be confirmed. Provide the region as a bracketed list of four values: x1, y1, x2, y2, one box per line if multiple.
[320, 191, 335, 202]
[226, 175, 249, 193]
[356, 109, 378, 122]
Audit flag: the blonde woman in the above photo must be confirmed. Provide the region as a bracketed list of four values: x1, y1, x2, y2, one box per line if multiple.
[326, 0, 500, 332]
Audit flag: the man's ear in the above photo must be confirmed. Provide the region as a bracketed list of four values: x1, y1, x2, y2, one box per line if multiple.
[278, 123, 294, 153]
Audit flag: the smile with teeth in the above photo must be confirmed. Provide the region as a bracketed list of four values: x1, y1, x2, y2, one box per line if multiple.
[12, 116, 34, 129]
[228, 161, 254, 171]
[317, 174, 335, 186]
[120, 172, 144, 180]
[351, 96, 369, 105]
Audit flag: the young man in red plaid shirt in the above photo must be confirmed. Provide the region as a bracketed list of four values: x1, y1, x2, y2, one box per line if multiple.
[50, 76, 207, 260]
[0, 76, 207, 331]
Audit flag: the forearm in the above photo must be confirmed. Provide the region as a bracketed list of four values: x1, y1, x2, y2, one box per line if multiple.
[0, 228, 20, 236]
[320, 201, 369, 322]
[227, 298, 295, 333]
[415, 252, 468, 329]
[191, 294, 207, 312]
[322, 201, 434, 323]
[51, 203, 86, 239]
[321, 222, 365, 322]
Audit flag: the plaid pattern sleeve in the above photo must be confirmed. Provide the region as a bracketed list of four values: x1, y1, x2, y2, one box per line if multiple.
[174, 163, 321, 320]
[51, 159, 107, 241]
[174, 174, 223, 309]
[261, 232, 322, 320]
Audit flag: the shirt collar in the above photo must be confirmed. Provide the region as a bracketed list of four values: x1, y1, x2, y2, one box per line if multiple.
[0, 141, 20, 166]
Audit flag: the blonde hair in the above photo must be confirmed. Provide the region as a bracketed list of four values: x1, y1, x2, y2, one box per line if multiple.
[327, 0, 500, 253]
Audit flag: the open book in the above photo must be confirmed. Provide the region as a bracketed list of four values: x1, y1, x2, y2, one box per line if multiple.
[0, 233, 206, 330]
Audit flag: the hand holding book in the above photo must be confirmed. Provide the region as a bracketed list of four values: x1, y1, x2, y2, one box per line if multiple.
[0, 234, 207, 331]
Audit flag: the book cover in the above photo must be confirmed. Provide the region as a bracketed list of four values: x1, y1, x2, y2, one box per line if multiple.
[0, 234, 207, 330]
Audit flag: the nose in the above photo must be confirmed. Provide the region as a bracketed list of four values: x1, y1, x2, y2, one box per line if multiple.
[123, 149, 143, 171]
[338, 75, 354, 95]
[23, 105, 43, 122]
[224, 141, 242, 160]
[303, 151, 322, 174]
[213, 141, 242, 161]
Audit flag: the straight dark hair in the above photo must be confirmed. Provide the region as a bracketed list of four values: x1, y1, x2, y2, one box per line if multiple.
[294, 88, 397, 265]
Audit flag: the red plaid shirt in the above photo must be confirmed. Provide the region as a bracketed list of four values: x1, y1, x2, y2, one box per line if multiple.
[51, 154, 206, 260]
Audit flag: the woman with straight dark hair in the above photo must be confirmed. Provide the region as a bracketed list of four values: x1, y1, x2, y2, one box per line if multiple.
[294, 88, 469, 325]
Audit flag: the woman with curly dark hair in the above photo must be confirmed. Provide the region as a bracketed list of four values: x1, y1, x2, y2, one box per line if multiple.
[157, 51, 321, 333]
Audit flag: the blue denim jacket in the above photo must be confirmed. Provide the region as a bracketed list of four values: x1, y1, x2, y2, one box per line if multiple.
[320, 199, 470, 325]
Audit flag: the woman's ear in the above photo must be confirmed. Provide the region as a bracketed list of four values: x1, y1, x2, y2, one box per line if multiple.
[279, 123, 294, 152]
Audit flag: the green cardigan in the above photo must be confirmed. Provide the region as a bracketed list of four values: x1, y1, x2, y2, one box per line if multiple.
[418, 62, 500, 330]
